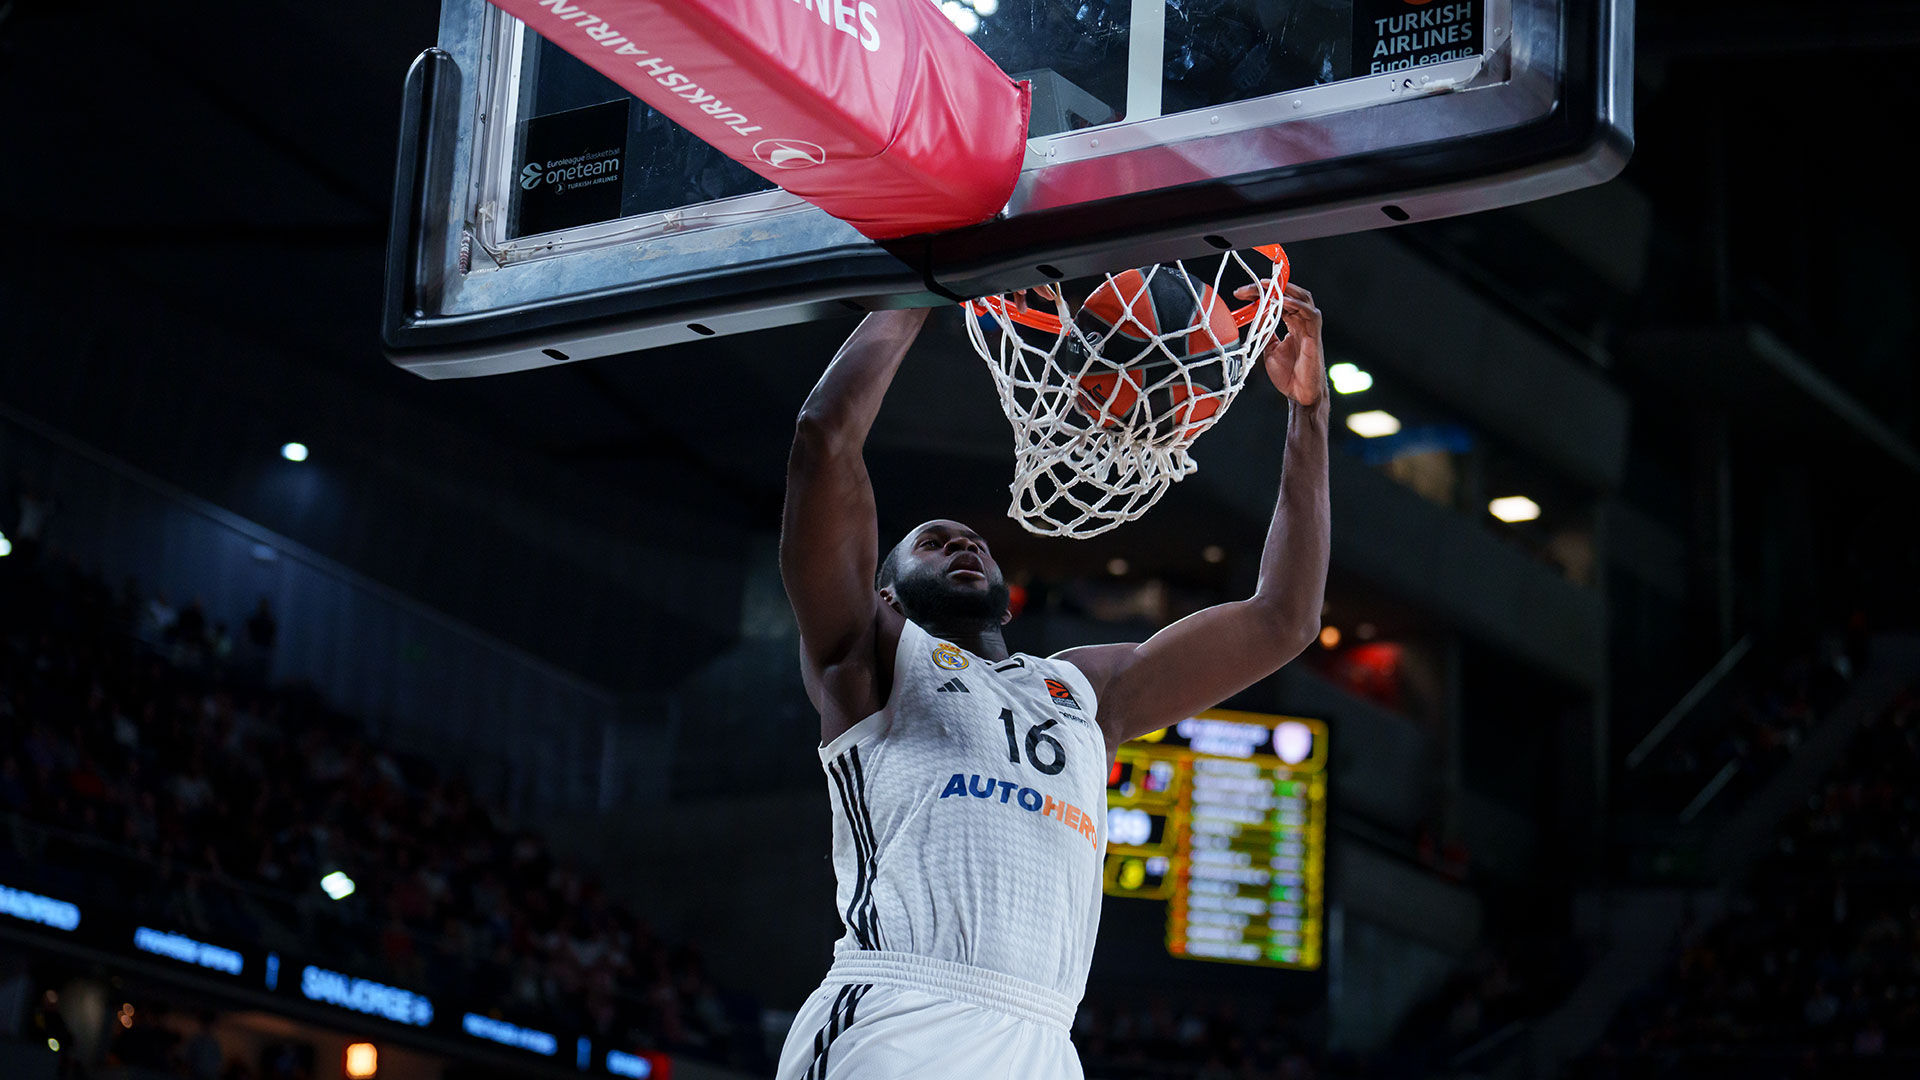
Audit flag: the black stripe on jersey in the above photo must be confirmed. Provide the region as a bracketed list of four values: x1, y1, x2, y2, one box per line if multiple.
[991, 657, 1026, 672]
[802, 984, 849, 1080]
[826, 757, 875, 949]
[802, 983, 870, 1080]
[935, 676, 968, 693]
[844, 748, 886, 950]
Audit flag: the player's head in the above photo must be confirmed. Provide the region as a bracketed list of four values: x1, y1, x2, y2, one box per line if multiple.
[877, 519, 1012, 626]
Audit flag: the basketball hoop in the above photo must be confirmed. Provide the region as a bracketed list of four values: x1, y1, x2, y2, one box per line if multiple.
[964, 244, 1290, 538]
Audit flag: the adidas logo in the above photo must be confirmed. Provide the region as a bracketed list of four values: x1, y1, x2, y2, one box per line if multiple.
[935, 677, 969, 694]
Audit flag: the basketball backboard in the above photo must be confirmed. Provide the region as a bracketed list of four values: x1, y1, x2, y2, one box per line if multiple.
[385, 0, 1631, 378]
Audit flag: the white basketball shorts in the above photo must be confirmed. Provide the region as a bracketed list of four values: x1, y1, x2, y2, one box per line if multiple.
[774, 951, 1085, 1080]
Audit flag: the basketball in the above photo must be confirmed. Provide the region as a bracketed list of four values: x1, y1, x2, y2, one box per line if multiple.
[1067, 265, 1241, 439]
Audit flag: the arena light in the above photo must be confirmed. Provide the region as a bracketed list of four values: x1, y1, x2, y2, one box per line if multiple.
[1488, 495, 1541, 523]
[345, 1042, 378, 1079]
[1328, 362, 1373, 394]
[939, 1, 979, 33]
[0, 534, 10, 558]
[1272, 721, 1315, 765]
[1201, 544, 1225, 564]
[318, 871, 356, 900]
[1318, 626, 1341, 649]
[1106, 557, 1129, 576]
[280, 442, 309, 462]
[1344, 410, 1401, 438]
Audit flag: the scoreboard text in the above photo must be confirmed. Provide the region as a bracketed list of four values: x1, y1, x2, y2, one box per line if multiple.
[1102, 709, 1328, 970]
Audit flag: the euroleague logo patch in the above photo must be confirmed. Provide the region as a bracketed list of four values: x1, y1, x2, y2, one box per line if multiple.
[932, 643, 969, 671]
[1044, 677, 1083, 711]
[753, 138, 827, 169]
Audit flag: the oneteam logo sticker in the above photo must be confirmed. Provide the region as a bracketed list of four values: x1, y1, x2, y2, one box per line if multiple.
[931, 642, 969, 670]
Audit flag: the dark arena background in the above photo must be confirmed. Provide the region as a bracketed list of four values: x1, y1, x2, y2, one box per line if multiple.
[3, 1, 1920, 1079]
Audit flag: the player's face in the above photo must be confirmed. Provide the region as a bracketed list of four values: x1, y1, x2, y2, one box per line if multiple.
[886, 520, 1011, 624]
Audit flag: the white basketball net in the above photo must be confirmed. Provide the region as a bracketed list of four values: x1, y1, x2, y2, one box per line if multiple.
[964, 246, 1290, 539]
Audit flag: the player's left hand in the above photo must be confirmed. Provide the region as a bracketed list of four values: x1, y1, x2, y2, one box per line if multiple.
[1235, 281, 1325, 407]
[1006, 284, 1061, 316]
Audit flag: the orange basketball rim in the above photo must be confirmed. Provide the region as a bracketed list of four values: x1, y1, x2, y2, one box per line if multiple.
[967, 244, 1291, 337]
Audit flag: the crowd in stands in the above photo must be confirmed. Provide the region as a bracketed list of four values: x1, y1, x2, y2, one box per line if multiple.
[0, 545, 767, 1074]
[1578, 688, 1920, 1077]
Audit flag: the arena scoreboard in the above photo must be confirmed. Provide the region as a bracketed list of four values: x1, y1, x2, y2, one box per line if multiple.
[1103, 709, 1328, 970]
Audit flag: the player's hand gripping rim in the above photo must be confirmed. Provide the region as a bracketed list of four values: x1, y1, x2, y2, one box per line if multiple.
[1235, 281, 1325, 408]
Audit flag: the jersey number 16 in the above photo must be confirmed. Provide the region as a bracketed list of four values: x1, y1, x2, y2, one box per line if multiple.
[1000, 708, 1066, 776]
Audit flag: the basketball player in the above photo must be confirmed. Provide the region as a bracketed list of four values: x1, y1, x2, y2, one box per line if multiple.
[776, 281, 1329, 1078]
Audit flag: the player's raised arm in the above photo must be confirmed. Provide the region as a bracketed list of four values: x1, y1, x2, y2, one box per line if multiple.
[1059, 283, 1331, 751]
[781, 307, 930, 739]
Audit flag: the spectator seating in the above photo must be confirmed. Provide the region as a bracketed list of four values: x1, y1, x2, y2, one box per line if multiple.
[0, 550, 766, 1072]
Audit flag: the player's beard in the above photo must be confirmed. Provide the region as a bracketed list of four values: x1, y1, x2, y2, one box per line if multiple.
[892, 562, 1011, 627]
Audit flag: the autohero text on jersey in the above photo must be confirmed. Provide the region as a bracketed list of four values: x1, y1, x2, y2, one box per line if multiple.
[939, 774, 1100, 849]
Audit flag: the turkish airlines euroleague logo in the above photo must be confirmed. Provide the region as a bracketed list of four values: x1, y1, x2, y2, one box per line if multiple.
[754, 139, 828, 169]
[1361, 0, 1477, 73]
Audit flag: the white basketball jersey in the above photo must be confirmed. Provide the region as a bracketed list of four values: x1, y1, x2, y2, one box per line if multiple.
[817, 619, 1109, 1002]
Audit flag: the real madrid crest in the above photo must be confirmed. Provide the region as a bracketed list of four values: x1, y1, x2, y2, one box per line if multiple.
[931, 642, 969, 670]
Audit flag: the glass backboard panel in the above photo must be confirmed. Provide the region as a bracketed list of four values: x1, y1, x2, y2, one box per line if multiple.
[959, 0, 1359, 118]
[508, 36, 776, 240]
[496, 0, 1478, 243]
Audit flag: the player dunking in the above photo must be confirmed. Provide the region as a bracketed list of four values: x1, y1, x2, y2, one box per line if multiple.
[775, 282, 1329, 1079]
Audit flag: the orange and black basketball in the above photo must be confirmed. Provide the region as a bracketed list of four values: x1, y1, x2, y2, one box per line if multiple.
[1067, 265, 1240, 439]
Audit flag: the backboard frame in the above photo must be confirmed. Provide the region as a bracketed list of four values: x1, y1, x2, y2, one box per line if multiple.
[385, 0, 1632, 379]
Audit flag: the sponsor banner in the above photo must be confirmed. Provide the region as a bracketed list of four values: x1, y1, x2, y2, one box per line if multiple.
[300, 965, 435, 1026]
[607, 1049, 669, 1077]
[133, 927, 244, 975]
[514, 99, 630, 236]
[483, 0, 1028, 238]
[0, 889, 670, 1077]
[462, 1012, 559, 1055]
[1353, 0, 1481, 76]
[0, 882, 81, 931]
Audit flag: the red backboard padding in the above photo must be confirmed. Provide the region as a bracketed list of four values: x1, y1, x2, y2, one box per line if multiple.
[487, 0, 1031, 240]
